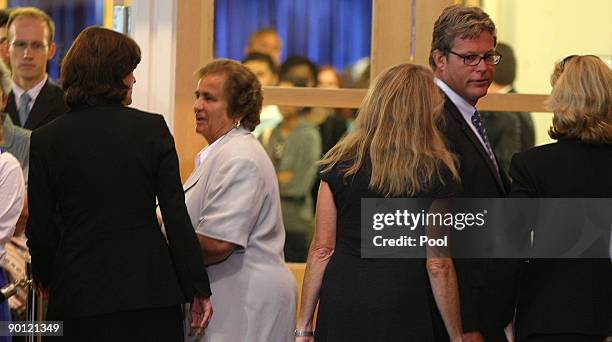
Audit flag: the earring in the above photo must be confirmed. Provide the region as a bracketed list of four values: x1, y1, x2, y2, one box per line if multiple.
[234, 120, 241, 128]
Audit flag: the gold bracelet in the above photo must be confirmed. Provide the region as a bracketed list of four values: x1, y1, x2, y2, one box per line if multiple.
[294, 329, 314, 337]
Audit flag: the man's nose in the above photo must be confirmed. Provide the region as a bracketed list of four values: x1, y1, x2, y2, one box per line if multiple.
[475, 57, 489, 71]
[23, 47, 33, 58]
[194, 98, 204, 111]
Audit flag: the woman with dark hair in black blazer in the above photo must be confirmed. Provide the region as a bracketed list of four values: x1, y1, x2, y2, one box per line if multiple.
[509, 55, 612, 342]
[26, 27, 212, 341]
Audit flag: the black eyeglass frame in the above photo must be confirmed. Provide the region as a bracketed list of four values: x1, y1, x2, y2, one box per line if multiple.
[447, 50, 503, 66]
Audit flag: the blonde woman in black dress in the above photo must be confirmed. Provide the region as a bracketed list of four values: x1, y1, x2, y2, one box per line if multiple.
[295, 64, 462, 341]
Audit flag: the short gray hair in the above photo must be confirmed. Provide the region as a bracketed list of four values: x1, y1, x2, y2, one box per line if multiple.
[0, 59, 11, 96]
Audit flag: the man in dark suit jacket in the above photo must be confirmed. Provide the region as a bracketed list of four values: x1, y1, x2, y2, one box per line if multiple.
[2, 7, 67, 130]
[6, 78, 66, 130]
[429, 5, 519, 342]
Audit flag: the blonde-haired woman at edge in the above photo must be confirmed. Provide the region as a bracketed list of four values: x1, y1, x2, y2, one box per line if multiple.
[509, 55, 612, 342]
[295, 64, 463, 342]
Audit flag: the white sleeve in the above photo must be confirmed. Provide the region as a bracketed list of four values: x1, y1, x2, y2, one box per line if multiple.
[195, 156, 264, 249]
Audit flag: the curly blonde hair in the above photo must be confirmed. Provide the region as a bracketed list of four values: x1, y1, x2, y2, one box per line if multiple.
[547, 55, 612, 144]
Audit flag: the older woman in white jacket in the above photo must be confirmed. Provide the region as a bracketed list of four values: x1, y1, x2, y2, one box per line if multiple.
[183, 60, 296, 342]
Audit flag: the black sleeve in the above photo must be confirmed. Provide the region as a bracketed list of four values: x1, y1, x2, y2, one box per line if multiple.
[508, 153, 537, 198]
[155, 116, 211, 298]
[25, 132, 59, 288]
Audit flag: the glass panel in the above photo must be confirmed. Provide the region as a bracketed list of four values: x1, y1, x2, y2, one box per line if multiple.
[214, 0, 373, 261]
[214, 0, 372, 89]
[481, 0, 612, 147]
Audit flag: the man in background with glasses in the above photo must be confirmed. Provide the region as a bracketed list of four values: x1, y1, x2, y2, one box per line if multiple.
[429, 5, 519, 342]
[0, 8, 12, 67]
[2, 7, 66, 130]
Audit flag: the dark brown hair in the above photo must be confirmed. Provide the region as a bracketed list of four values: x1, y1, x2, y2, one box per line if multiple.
[197, 60, 262, 131]
[61, 27, 141, 109]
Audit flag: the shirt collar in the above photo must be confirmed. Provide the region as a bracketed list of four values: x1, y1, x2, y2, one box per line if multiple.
[12, 74, 48, 105]
[434, 77, 477, 120]
[195, 130, 230, 167]
[435, 77, 493, 150]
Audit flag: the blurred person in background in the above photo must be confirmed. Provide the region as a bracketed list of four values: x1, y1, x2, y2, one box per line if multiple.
[184, 59, 296, 341]
[0, 57, 29, 183]
[26, 27, 211, 341]
[242, 52, 282, 140]
[0, 8, 12, 67]
[315, 65, 348, 155]
[244, 28, 282, 66]
[261, 75, 321, 262]
[480, 42, 535, 174]
[310, 65, 348, 214]
[280, 55, 318, 88]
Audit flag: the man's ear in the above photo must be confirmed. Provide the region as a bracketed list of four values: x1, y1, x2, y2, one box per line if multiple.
[432, 49, 447, 72]
[1, 93, 7, 112]
[0, 42, 8, 59]
[47, 42, 57, 60]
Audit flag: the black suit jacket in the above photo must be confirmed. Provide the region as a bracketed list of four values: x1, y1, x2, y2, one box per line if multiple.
[438, 97, 519, 342]
[26, 105, 210, 319]
[509, 139, 612, 340]
[7, 78, 68, 130]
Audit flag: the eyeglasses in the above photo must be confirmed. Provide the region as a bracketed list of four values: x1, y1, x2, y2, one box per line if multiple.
[448, 50, 502, 66]
[10, 40, 48, 53]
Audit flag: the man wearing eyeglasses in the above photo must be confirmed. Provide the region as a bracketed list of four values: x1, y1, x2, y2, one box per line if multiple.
[0, 9, 12, 67]
[1, 7, 66, 130]
[429, 5, 519, 342]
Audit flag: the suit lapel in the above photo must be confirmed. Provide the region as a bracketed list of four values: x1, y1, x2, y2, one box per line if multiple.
[446, 100, 506, 194]
[182, 127, 250, 192]
[6, 92, 19, 126]
[24, 79, 53, 129]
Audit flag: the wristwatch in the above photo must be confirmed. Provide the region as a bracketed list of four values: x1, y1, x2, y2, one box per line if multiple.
[294, 329, 314, 337]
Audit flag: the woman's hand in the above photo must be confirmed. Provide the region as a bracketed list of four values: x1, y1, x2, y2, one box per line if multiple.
[32, 281, 49, 299]
[295, 336, 314, 342]
[189, 295, 213, 337]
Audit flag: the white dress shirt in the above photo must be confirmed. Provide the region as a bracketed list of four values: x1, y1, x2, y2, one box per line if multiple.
[435, 77, 489, 151]
[12, 74, 48, 113]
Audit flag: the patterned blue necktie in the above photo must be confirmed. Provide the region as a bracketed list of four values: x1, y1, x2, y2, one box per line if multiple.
[18, 93, 31, 127]
[471, 109, 497, 164]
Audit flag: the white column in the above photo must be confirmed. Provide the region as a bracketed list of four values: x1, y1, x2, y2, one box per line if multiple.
[129, 0, 177, 132]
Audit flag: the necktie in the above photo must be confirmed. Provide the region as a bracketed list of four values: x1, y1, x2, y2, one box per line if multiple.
[18, 93, 31, 127]
[471, 109, 497, 164]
